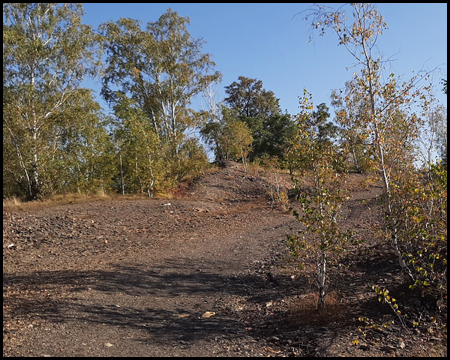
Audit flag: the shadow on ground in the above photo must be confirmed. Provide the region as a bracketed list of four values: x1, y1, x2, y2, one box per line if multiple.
[4, 256, 272, 345]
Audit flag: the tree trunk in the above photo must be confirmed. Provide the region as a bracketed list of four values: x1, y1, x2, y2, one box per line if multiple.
[241, 151, 247, 172]
[317, 249, 326, 309]
[147, 151, 155, 198]
[28, 142, 41, 201]
[351, 145, 361, 173]
[27, 164, 40, 201]
[376, 138, 415, 282]
[120, 153, 125, 195]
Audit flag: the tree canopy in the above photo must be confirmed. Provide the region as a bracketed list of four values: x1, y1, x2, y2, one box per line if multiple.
[224, 76, 281, 118]
[223, 76, 296, 162]
[3, 3, 108, 200]
[99, 9, 221, 192]
[100, 9, 222, 154]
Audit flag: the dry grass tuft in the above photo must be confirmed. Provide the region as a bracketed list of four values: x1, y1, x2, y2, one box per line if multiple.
[2, 192, 151, 213]
[3, 196, 24, 211]
[287, 291, 349, 326]
[247, 162, 292, 177]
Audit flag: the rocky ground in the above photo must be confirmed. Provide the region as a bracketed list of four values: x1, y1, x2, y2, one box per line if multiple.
[3, 161, 447, 357]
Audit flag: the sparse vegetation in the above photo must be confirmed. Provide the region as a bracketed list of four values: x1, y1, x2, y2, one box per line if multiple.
[289, 1, 447, 343]
[3, 2, 446, 357]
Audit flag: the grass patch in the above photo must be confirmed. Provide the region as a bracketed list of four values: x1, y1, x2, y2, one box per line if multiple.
[2, 192, 153, 213]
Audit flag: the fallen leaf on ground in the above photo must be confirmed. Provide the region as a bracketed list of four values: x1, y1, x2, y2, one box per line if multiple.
[263, 346, 280, 354]
[202, 311, 215, 318]
[174, 313, 190, 318]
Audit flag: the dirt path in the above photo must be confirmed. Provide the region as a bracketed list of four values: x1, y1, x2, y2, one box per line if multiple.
[3, 194, 301, 356]
[3, 163, 446, 357]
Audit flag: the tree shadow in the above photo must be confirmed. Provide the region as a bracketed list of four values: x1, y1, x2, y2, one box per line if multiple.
[3, 256, 271, 345]
[4, 241, 408, 354]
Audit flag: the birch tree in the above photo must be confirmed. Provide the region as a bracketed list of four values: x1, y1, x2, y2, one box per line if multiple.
[287, 90, 353, 309]
[3, 3, 104, 200]
[331, 80, 376, 173]
[415, 104, 447, 170]
[110, 94, 166, 196]
[99, 9, 222, 164]
[305, 3, 437, 281]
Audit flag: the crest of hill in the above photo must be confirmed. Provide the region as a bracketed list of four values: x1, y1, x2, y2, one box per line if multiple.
[177, 161, 294, 203]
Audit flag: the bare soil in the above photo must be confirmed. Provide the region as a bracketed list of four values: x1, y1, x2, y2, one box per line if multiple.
[3, 161, 447, 357]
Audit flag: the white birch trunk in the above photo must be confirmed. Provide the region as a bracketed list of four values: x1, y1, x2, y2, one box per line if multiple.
[317, 249, 326, 309]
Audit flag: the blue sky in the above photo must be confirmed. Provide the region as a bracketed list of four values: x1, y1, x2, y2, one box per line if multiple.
[81, 3, 447, 117]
